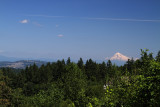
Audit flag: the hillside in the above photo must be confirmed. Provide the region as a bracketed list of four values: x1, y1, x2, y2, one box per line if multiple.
[0, 60, 47, 69]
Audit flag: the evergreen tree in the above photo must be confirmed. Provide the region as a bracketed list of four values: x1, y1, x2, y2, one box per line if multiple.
[0, 70, 12, 106]
[99, 62, 107, 83]
[85, 59, 99, 81]
[62, 63, 87, 106]
[32, 63, 39, 84]
[156, 50, 160, 62]
[61, 59, 66, 65]
[125, 58, 135, 74]
[77, 58, 84, 69]
[107, 60, 112, 68]
[107, 60, 113, 77]
[67, 57, 71, 65]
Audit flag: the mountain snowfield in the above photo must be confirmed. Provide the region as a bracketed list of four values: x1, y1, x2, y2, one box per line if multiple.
[106, 52, 132, 61]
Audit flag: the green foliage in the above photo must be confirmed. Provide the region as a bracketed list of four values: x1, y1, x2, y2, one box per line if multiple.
[86, 83, 105, 99]
[0, 70, 12, 106]
[67, 57, 71, 65]
[60, 99, 75, 107]
[102, 49, 160, 106]
[85, 59, 100, 82]
[31, 83, 63, 106]
[106, 60, 115, 78]
[1, 49, 160, 106]
[77, 58, 84, 70]
[156, 50, 160, 62]
[10, 88, 25, 106]
[61, 63, 87, 106]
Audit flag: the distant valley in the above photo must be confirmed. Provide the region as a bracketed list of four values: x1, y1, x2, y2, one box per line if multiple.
[0, 52, 134, 69]
[0, 60, 47, 69]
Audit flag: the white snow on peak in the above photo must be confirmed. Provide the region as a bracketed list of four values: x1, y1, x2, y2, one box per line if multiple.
[108, 52, 131, 61]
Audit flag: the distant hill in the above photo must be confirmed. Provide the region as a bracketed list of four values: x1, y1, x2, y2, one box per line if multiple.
[0, 60, 47, 69]
[0, 55, 21, 62]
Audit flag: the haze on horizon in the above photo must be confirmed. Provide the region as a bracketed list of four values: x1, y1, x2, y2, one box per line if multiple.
[0, 0, 160, 61]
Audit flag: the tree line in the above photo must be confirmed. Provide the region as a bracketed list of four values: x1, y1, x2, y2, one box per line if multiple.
[0, 49, 160, 106]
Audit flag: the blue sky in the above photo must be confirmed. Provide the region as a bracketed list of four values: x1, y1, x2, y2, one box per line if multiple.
[0, 0, 160, 61]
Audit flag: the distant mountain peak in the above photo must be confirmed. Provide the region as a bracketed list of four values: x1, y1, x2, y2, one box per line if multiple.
[106, 52, 131, 61]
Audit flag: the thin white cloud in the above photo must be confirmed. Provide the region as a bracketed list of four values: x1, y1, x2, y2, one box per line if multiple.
[20, 19, 28, 24]
[24, 14, 160, 22]
[57, 34, 64, 37]
[32, 22, 43, 27]
[84, 17, 160, 22]
[26, 15, 64, 18]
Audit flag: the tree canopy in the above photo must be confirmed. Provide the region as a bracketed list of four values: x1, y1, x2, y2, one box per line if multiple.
[0, 49, 160, 106]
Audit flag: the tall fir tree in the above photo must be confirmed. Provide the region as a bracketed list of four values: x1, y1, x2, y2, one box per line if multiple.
[77, 58, 84, 69]
[67, 57, 71, 65]
[156, 50, 160, 62]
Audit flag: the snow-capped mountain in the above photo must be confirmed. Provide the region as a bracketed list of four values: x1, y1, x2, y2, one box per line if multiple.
[106, 52, 131, 61]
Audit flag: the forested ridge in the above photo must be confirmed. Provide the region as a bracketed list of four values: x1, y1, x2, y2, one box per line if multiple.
[0, 49, 160, 107]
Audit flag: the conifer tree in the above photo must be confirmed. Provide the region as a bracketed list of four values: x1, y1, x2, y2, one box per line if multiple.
[67, 57, 71, 65]
[0, 70, 12, 106]
[77, 58, 84, 69]
[156, 50, 160, 62]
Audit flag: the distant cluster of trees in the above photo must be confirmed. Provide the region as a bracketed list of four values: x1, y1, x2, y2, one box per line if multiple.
[0, 49, 160, 106]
